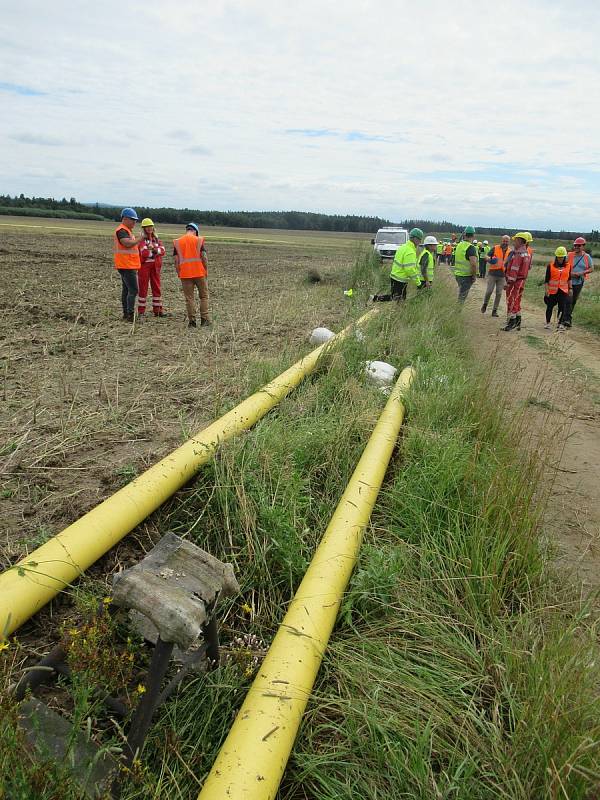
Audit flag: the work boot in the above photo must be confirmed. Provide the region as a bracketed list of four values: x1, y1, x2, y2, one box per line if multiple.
[188, 319, 197, 328]
[491, 309, 499, 317]
[200, 318, 211, 327]
[501, 317, 517, 332]
[124, 313, 134, 323]
[481, 302, 487, 313]
[515, 315, 522, 331]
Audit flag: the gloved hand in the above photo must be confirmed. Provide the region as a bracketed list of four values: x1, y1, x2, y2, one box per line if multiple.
[489, 257, 498, 265]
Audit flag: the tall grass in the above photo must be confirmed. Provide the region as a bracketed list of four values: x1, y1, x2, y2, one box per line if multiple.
[2, 262, 599, 799]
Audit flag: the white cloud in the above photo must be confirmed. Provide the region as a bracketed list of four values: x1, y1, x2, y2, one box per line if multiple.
[0, 0, 599, 229]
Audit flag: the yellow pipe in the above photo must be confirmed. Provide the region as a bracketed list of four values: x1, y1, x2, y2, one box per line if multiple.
[0, 311, 377, 638]
[197, 366, 415, 800]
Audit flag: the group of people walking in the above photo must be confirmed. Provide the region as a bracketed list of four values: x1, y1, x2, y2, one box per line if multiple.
[374, 226, 594, 333]
[113, 208, 210, 328]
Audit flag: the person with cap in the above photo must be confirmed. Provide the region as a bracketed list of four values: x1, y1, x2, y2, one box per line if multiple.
[173, 223, 210, 327]
[418, 235, 438, 288]
[567, 237, 594, 320]
[113, 208, 142, 322]
[137, 218, 167, 318]
[544, 246, 572, 331]
[502, 232, 532, 331]
[453, 226, 478, 303]
[478, 240, 489, 279]
[372, 228, 424, 301]
[481, 234, 511, 317]
[449, 232, 458, 266]
[389, 227, 424, 299]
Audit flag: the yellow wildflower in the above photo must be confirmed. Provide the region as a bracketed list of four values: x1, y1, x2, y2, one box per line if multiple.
[136, 684, 146, 695]
[0, 642, 9, 653]
[241, 603, 252, 615]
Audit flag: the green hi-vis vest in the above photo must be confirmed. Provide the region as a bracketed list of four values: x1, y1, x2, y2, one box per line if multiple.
[390, 241, 421, 285]
[436, 242, 443, 255]
[421, 249, 435, 281]
[454, 240, 474, 276]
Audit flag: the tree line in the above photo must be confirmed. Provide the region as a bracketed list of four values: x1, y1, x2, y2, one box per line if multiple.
[0, 193, 597, 240]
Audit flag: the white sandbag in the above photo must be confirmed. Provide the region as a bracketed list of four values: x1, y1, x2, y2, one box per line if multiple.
[365, 360, 398, 387]
[309, 327, 335, 345]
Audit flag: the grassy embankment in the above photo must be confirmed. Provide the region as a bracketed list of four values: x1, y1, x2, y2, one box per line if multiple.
[2, 251, 599, 799]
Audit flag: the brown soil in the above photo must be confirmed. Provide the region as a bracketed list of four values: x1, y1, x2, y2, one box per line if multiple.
[0, 229, 355, 576]
[460, 273, 600, 592]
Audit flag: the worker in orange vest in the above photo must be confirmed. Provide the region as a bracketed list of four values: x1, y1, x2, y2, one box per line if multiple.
[173, 223, 210, 327]
[481, 234, 511, 317]
[113, 208, 142, 322]
[544, 246, 572, 331]
[567, 237, 594, 319]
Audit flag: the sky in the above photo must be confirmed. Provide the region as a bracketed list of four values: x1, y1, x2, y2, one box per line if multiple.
[1, 0, 599, 230]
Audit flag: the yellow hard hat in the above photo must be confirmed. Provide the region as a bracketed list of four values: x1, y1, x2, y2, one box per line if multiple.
[555, 246, 568, 258]
[513, 231, 529, 242]
[523, 231, 533, 243]
[141, 217, 154, 227]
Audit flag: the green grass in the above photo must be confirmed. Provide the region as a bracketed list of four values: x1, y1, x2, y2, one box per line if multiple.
[2, 259, 599, 799]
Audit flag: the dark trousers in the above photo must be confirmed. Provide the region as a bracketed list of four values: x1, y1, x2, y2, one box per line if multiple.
[545, 291, 571, 326]
[372, 278, 408, 302]
[571, 283, 584, 311]
[478, 259, 487, 278]
[118, 269, 138, 316]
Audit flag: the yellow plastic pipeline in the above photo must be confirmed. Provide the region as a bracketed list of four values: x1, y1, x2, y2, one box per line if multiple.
[0, 311, 377, 638]
[198, 366, 415, 800]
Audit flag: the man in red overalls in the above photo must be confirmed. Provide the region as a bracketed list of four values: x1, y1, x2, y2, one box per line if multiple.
[138, 218, 167, 317]
[502, 232, 532, 331]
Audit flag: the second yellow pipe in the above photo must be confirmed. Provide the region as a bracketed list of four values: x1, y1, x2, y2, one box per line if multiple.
[197, 366, 415, 800]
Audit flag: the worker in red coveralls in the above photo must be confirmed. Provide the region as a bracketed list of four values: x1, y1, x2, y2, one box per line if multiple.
[502, 232, 532, 331]
[138, 218, 167, 317]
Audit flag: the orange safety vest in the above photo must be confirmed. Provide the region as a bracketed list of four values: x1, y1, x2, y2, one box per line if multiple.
[443, 244, 452, 255]
[489, 244, 511, 272]
[567, 250, 592, 281]
[173, 233, 206, 279]
[113, 224, 141, 270]
[547, 262, 570, 295]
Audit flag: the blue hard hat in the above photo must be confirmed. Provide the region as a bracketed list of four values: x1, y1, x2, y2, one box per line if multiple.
[120, 207, 138, 221]
[186, 222, 200, 234]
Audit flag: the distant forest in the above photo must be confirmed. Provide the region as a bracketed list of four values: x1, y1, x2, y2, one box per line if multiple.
[1, 193, 598, 240]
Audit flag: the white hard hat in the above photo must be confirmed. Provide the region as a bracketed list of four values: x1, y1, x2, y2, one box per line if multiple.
[473, 239, 478, 244]
[423, 235, 438, 246]
[483, 240, 488, 244]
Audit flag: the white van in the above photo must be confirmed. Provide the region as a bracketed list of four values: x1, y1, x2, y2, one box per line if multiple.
[371, 227, 409, 260]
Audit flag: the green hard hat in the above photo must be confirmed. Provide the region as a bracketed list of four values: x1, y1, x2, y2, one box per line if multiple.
[464, 225, 476, 235]
[409, 227, 424, 239]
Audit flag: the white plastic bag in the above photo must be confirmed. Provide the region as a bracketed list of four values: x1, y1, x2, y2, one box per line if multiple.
[309, 327, 335, 345]
[365, 360, 397, 387]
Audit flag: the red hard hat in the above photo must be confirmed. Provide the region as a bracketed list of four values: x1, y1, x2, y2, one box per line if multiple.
[573, 236, 586, 245]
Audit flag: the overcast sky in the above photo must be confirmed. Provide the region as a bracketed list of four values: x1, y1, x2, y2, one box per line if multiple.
[1, 0, 599, 229]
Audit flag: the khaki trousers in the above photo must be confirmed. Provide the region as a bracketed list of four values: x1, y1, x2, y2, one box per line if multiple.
[180, 277, 209, 322]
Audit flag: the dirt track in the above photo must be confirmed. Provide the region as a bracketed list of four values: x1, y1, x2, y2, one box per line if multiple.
[458, 271, 600, 592]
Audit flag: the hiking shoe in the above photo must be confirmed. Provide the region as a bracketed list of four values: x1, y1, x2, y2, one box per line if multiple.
[544, 323, 552, 329]
[200, 318, 211, 327]
[124, 313, 134, 322]
[491, 310, 499, 317]
[515, 315, 521, 331]
[557, 324, 566, 332]
[188, 320, 197, 328]
[501, 318, 517, 332]
[480, 303, 487, 313]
